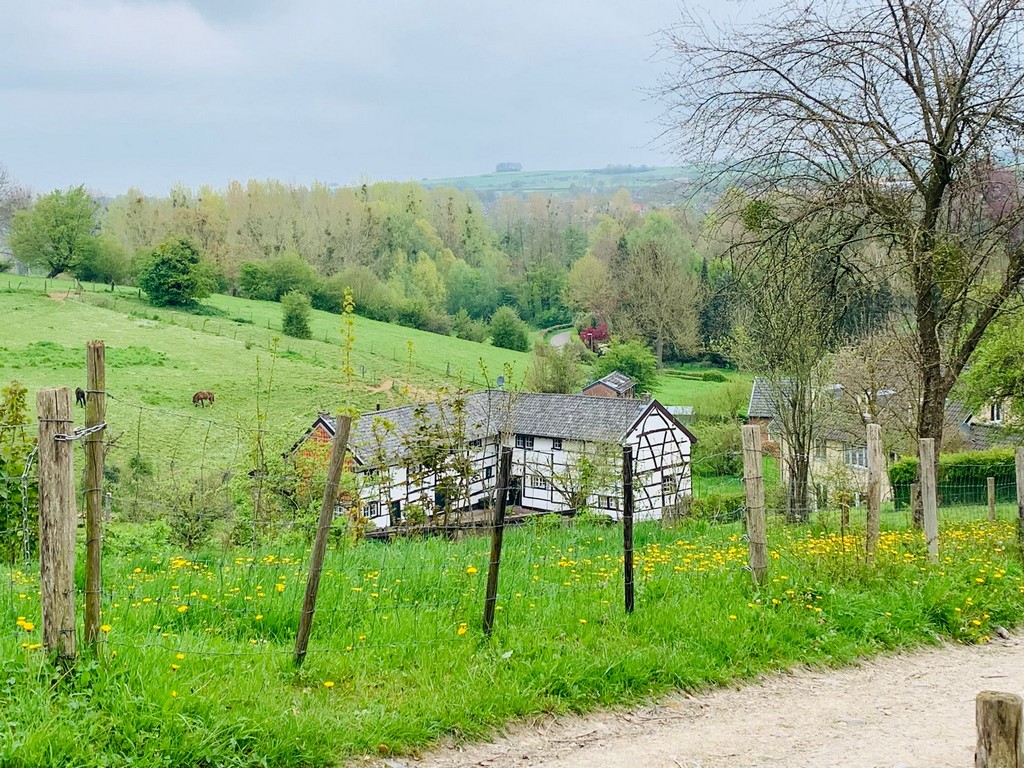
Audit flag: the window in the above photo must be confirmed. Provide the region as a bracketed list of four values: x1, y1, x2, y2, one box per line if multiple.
[366, 501, 380, 517]
[990, 402, 1003, 423]
[515, 434, 534, 450]
[485, 466, 494, 479]
[600, 495, 618, 510]
[814, 439, 827, 461]
[844, 444, 867, 468]
[469, 438, 483, 448]
[661, 474, 676, 495]
[552, 438, 563, 450]
[530, 475, 548, 490]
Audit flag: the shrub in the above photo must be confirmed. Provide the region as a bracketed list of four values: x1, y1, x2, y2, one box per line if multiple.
[594, 339, 658, 393]
[689, 492, 745, 522]
[701, 371, 728, 383]
[281, 291, 313, 340]
[692, 421, 743, 476]
[137, 237, 216, 307]
[452, 309, 489, 342]
[490, 306, 530, 351]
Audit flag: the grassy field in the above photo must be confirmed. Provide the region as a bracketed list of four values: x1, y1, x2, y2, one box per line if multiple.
[2, 508, 1022, 766]
[0, 277, 749, 476]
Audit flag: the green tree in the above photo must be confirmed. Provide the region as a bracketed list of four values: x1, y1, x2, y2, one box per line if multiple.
[594, 339, 657, 394]
[137, 237, 216, 307]
[0, 381, 37, 563]
[960, 316, 1024, 425]
[489, 306, 530, 352]
[9, 186, 98, 277]
[526, 342, 586, 393]
[76, 234, 132, 287]
[281, 290, 313, 339]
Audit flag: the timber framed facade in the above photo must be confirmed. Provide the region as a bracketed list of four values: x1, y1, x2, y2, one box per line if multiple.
[298, 391, 696, 529]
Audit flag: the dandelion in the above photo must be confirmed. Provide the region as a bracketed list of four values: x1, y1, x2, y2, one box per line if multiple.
[170, 664, 179, 672]
[323, 681, 335, 688]
[466, 566, 478, 575]
[100, 624, 111, 633]
[255, 614, 263, 621]
[171, 690, 177, 698]
[177, 605, 189, 613]
[276, 583, 285, 593]
[729, 615, 737, 620]
[579, 618, 587, 624]
[176, 653, 185, 660]
[457, 624, 467, 636]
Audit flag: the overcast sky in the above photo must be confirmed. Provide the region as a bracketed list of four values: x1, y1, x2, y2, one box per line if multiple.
[0, 1, 757, 196]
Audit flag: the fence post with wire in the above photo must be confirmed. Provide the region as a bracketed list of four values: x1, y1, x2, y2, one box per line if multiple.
[741, 425, 767, 584]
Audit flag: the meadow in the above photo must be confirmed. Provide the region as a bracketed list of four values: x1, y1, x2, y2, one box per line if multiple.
[0, 277, 744, 476]
[2, 506, 1023, 766]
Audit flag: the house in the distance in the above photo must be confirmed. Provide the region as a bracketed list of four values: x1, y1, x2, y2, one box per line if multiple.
[297, 390, 695, 529]
[582, 371, 637, 399]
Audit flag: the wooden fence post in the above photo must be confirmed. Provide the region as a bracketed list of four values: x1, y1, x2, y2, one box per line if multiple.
[866, 423, 883, 563]
[741, 425, 768, 584]
[989, 477, 997, 522]
[1016, 447, 1024, 549]
[294, 414, 351, 667]
[36, 387, 77, 661]
[919, 438, 939, 564]
[622, 445, 635, 614]
[84, 340, 105, 648]
[910, 482, 922, 529]
[483, 447, 513, 637]
[976, 691, 1023, 768]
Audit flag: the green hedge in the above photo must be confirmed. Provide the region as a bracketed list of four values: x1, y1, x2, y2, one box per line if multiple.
[888, 448, 1018, 508]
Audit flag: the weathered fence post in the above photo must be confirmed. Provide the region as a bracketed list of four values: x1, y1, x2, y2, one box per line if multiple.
[866, 423, 883, 563]
[294, 414, 351, 667]
[976, 690, 1023, 768]
[1016, 447, 1024, 549]
[989, 477, 997, 522]
[910, 482, 922, 529]
[84, 340, 106, 648]
[919, 438, 939, 563]
[741, 425, 768, 584]
[622, 445, 635, 614]
[36, 387, 77, 661]
[483, 446, 513, 637]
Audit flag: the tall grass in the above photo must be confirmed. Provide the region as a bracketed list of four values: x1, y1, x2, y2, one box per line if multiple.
[2, 509, 1023, 766]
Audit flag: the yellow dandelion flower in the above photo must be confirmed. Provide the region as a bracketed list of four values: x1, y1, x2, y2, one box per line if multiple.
[457, 625, 467, 636]
[579, 618, 587, 624]
[276, 583, 285, 593]
[176, 653, 185, 660]
[255, 614, 263, 621]
[100, 624, 112, 633]
[171, 690, 177, 698]
[728, 615, 737, 620]
[170, 664, 179, 671]
[323, 681, 335, 688]
[177, 605, 188, 613]
[466, 566, 478, 575]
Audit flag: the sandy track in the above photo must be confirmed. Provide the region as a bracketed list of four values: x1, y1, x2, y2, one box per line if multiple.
[372, 638, 1024, 768]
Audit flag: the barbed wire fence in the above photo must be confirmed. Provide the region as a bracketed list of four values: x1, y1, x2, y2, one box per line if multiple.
[2, 344, 1024, 670]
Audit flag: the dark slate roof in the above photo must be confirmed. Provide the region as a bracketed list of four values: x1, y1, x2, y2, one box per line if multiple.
[747, 377, 777, 419]
[584, 370, 635, 395]
[317, 390, 670, 461]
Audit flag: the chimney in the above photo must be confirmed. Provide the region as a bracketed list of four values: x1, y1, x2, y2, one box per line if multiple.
[375, 402, 381, 411]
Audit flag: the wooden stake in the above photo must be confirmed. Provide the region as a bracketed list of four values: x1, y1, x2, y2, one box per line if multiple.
[741, 425, 767, 584]
[920, 438, 939, 563]
[36, 387, 77, 661]
[865, 423, 883, 563]
[976, 691, 1023, 768]
[622, 445, 635, 614]
[1016, 448, 1024, 550]
[989, 476, 997, 522]
[910, 482, 922, 529]
[483, 447, 513, 637]
[294, 414, 351, 667]
[84, 340, 105, 648]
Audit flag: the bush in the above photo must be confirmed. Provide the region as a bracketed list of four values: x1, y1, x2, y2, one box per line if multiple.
[281, 291, 313, 339]
[888, 448, 1018, 508]
[690, 492, 745, 522]
[137, 237, 216, 307]
[692, 421, 743, 476]
[490, 306, 530, 351]
[452, 309, 489, 342]
[701, 371, 728, 383]
[594, 339, 658, 393]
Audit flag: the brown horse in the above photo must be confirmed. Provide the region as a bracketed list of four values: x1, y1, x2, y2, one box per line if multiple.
[192, 391, 215, 407]
[75, 388, 87, 407]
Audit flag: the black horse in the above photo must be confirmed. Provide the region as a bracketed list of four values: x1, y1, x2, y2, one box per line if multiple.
[75, 388, 86, 407]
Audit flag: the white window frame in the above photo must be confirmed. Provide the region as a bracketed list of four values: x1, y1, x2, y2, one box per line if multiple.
[515, 434, 535, 450]
[530, 475, 548, 490]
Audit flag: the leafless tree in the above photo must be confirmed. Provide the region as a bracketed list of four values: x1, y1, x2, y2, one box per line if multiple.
[660, 0, 1024, 457]
[0, 164, 30, 259]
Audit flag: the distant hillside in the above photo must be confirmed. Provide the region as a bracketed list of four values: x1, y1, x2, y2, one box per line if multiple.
[420, 165, 723, 208]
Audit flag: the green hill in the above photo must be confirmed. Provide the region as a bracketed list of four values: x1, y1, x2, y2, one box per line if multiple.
[0, 276, 530, 475]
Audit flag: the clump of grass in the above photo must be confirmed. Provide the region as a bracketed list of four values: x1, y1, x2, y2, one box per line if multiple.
[2, 513, 1023, 766]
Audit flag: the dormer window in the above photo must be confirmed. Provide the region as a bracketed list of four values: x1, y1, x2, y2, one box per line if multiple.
[990, 402, 1003, 424]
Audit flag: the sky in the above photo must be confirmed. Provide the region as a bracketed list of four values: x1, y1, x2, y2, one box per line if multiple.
[0, 0, 757, 196]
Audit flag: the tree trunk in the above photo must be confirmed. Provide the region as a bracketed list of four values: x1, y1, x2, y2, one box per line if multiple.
[787, 453, 810, 523]
[917, 372, 951, 498]
[655, 335, 664, 368]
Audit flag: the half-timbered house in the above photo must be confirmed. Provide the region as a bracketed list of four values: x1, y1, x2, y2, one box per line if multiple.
[298, 390, 695, 529]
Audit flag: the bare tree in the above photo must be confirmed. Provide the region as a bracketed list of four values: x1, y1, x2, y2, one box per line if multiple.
[661, 0, 1024, 457]
[0, 164, 30, 260]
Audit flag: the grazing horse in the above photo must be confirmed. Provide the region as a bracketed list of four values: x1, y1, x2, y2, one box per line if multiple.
[75, 388, 87, 407]
[192, 391, 215, 407]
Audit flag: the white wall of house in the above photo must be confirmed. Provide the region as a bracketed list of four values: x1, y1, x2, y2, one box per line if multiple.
[352, 405, 693, 528]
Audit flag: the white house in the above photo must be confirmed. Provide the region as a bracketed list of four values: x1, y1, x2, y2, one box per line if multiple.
[298, 390, 696, 529]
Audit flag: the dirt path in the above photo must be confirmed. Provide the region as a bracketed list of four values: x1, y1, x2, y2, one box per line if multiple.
[549, 331, 571, 349]
[377, 637, 1024, 768]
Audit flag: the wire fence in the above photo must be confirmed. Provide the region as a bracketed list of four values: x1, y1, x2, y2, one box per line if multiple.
[1, 382, 1022, 666]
